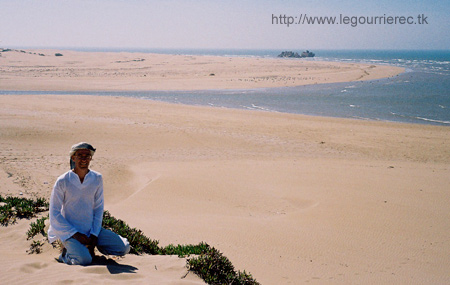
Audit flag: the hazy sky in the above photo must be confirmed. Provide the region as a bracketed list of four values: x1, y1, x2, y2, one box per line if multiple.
[1, 0, 449, 50]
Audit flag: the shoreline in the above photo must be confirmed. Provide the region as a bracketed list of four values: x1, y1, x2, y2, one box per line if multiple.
[1, 48, 420, 126]
[0, 48, 404, 91]
[4, 80, 448, 127]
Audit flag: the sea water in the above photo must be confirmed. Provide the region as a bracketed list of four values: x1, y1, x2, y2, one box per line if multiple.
[2, 49, 449, 126]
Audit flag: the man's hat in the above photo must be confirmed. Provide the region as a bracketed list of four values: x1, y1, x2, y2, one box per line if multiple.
[69, 142, 96, 169]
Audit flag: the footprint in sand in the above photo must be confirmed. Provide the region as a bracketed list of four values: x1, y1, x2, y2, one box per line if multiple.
[20, 262, 49, 274]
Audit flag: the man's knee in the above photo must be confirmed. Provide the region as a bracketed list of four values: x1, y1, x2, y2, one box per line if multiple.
[65, 252, 92, 265]
[114, 237, 130, 256]
[122, 240, 130, 255]
[73, 254, 92, 265]
[62, 239, 93, 265]
[98, 229, 130, 256]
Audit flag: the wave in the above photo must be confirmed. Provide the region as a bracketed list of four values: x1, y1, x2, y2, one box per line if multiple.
[251, 104, 270, 111]
[414, 117, 450, 125]
[390, 112, 450, 126]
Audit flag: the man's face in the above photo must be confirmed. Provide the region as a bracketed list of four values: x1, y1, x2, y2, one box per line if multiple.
[72, 149, 92, 169]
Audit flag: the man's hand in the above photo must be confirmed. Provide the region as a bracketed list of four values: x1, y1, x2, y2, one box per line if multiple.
[72, 232, 91, 245]
[72, 233, 98, 258]
[89, 235, 98, 246]
[87, 235, 98, 258]
[72, 233, 98, 246]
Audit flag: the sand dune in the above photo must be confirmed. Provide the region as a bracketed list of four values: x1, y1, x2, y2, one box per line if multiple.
[0, 217, 203, 284]
[0, 95, 449, 284]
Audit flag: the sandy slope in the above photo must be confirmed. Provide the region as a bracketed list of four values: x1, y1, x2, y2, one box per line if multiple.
[0, 95, 448, 284]
[0, 216, 203, 284]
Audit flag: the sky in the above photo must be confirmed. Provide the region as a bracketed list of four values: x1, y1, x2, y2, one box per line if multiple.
[1, 0, 449, 50]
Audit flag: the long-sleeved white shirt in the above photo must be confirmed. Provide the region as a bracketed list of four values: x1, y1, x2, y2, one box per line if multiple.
[48, 170, 104, 243]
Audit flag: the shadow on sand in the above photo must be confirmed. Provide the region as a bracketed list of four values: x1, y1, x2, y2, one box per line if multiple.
[91, 255, 138, 274]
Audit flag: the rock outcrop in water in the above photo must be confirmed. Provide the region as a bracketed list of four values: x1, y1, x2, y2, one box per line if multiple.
[301, 50, 315, 57]
[278, 50, 315, 58]
[278, 51, 301, 58]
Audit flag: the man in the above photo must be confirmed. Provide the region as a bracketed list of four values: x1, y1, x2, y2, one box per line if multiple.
[48, 142, 130, 265]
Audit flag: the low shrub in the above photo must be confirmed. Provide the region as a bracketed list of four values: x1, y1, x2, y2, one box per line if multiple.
[27, 215, 48, 239]
[28, 240, 45, 254]
[187, 247, 259, 284]
[160, 242, 211, 257]
[102, 210, 160, 254]
[0, 195, 49, 225]
[103, 211, 259, 284]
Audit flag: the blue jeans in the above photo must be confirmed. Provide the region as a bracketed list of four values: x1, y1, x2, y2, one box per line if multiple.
[59, 228, 130, 265]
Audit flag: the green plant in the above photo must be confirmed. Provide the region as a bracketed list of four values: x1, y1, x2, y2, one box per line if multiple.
[102, 211, 259, 284]
[187, 247, 259, 285]
[0, 204, 14, 225]
[28, 240, 44, 254]
[160, 242, 211, 257]
[27, 216, 48, 239]
[0, 195, 49, 226]
[102, 210, 160, 254]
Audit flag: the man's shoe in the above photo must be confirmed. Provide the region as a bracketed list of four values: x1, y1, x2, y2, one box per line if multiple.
[56, 247, 67, 263]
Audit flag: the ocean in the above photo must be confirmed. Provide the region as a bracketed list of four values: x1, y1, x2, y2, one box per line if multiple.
[2, 49, 449, 126]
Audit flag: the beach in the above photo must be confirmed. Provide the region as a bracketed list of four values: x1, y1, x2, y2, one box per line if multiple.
[0, 49, 403, 91]
[1, 50, 449, 284]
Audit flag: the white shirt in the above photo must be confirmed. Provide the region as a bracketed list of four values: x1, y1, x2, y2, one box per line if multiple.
[48, 170, 104, 243]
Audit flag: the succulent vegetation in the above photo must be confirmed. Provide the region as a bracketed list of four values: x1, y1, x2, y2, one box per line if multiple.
[102, 210, 160, 255]
[0, 195, 48, 226]
[28, 240, 45, 254]
[187, 247, 258, 284]
[27, 215, 48, 240]
[1, 196, 259, 284]
[102, 210, 259, 284]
